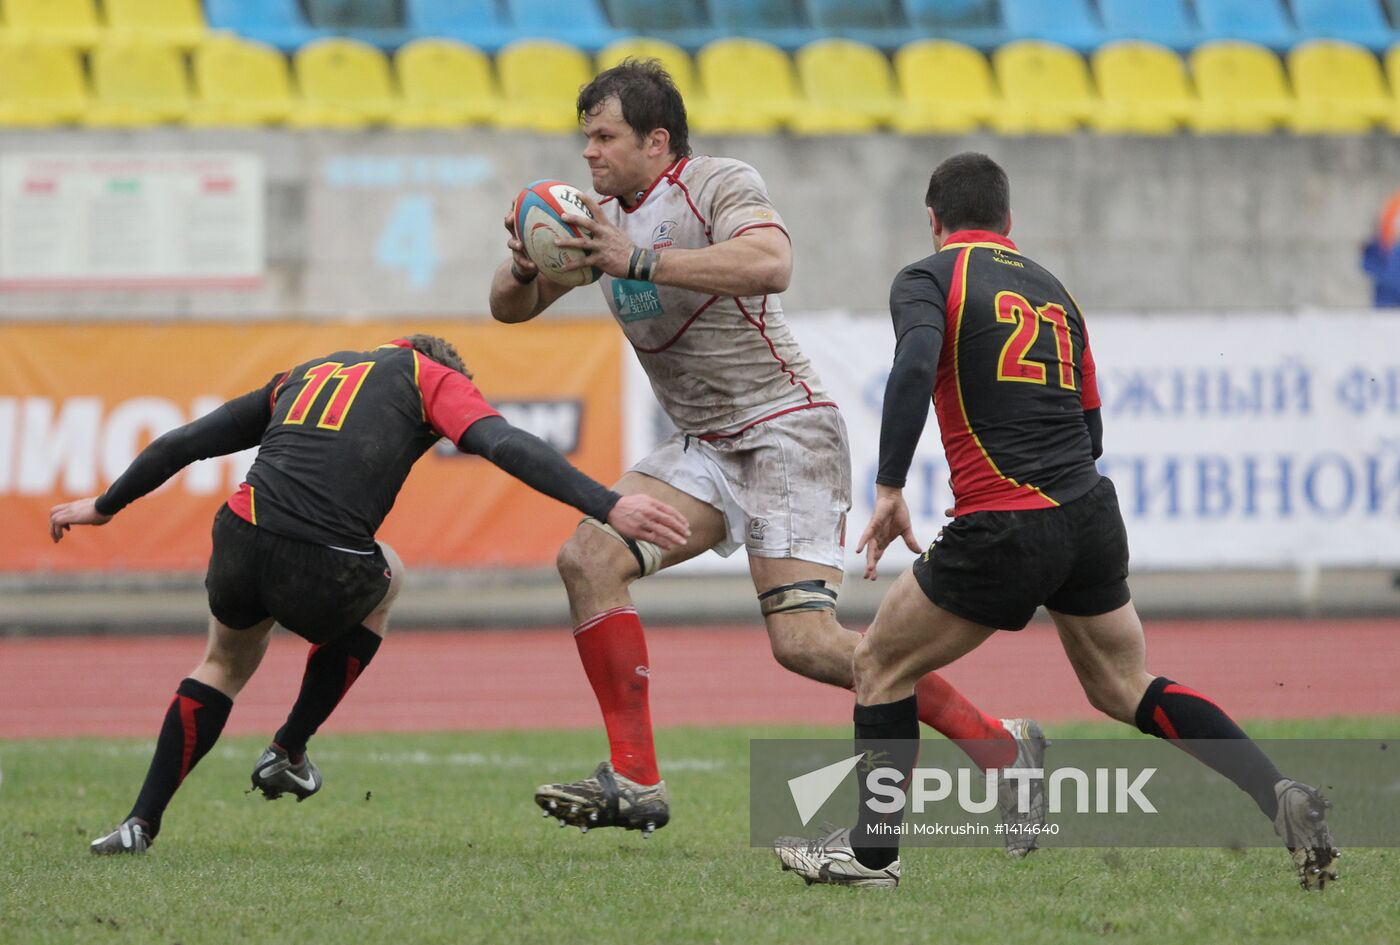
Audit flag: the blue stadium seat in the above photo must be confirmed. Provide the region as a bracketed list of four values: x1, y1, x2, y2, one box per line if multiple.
[304, 0, 398, 28]
[1292, 0, 1398, 52]
[1195, 0, 1298, 51]
[606, 0, 723, 50]
[1098, 0, 1202, 52]
[205, 0, 322, 52]
[303, 0, 415, 48]
[503, 0, 624, 52]
[900, 0, 1007, 50]
[804, 0, 911, 50]
[708, 0, 822, 51]
[1001, 0, 1104, 52]
[405, 0, 516, 52]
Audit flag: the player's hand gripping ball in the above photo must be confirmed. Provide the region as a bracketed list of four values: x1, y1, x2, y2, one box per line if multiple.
[513, 180, 603, 286]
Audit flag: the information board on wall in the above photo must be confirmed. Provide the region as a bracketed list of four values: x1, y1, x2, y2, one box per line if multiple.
[0, 153, 264, 289]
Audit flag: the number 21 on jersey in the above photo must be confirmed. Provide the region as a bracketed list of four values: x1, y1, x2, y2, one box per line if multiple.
[993, 291, 1076, 391]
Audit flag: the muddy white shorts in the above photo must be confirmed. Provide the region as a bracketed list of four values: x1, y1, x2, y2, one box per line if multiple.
[631, 405, 852, 568]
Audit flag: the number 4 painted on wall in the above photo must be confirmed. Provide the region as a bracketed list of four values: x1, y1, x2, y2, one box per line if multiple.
[375, 195, 439, 289]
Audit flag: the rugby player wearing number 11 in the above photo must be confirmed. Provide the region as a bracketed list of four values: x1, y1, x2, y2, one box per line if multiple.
[50, 334, 689, 854]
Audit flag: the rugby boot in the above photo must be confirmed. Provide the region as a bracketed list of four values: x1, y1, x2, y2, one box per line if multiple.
[1273, 779, 1340, 890]
[534, 761, 669, 837]
[996, 718, 1049, 858]
[775, 827, 901, 888]
[90, 817, 153, 855]
[250, 744, 323, 802]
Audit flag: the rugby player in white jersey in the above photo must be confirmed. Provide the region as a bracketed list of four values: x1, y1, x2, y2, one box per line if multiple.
[489, 60, 1043, 848]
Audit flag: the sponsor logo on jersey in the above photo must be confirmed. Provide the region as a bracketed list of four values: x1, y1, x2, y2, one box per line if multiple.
[611, 279, 665, 322]
[650, 219, 678, 250]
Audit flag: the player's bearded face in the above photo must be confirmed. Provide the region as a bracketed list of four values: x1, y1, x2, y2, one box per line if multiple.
[581, 97, 649, 199]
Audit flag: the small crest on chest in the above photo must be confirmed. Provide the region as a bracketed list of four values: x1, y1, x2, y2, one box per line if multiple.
[650, 219, 679, 250]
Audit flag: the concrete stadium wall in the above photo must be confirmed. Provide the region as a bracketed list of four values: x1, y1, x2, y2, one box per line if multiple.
[0, 130, 1394, 318]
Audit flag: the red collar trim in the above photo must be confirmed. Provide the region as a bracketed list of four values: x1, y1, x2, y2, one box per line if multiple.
[942, 229, 1017, 251]
[620, 157, 686, 214]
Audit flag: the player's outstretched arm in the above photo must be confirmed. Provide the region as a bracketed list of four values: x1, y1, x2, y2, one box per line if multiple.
[48, 385, 273, 543]
[605, 494, 692, 549]
[489, 204, 573, 323]
[49, 497, 112, 542]
[556, 194, 791, 298]
[457, 416, 689, 549]
[855, 485, 922, 581]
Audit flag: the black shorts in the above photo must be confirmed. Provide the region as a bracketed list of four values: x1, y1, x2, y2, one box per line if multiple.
[912, 476, 1131, 631]
[205, 505, 392, 645]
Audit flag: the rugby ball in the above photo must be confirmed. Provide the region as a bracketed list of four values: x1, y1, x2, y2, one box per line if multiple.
[513, 180, 602, 287]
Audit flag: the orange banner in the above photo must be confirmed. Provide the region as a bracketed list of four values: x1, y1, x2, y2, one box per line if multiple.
[0, 319, 622, 573]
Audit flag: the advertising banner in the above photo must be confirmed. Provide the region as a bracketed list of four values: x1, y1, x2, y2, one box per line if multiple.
[0, 319, 621, 572]
[625, 311, 1400, 573]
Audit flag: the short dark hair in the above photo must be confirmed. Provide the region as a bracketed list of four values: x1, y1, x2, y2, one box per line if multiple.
[577, 58, 692, 159]
[405, 333, 470, 377]
[924, 152, 1010, 233]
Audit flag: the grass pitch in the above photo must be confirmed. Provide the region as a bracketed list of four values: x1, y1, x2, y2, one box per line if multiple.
[2, 718, 1395, 945]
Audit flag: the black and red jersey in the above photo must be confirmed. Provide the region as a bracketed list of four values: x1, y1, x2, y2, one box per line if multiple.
[887, 230, 1102, 515]
[227, 340, 499, 549]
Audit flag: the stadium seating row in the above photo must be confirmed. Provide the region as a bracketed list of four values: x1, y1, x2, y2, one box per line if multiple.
[3, 34, 1400, 134]
[3, 0, 1400, 54]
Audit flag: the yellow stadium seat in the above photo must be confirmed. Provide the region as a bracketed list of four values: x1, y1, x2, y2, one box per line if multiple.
[0, 42, 88, 125]
[2, 0, 100, 49]
[1189, 42, 1293, 133]
[188, 35, 293, 126]
[84, 41, 190, 126]
[991, 41, 1098, 133]
[791, 39, 896, 134]
[495, 40, 592, 133]
[1091, 41, 1196, 134]
[1288, 40, 1393, 133]
[103, 0, 207, 50]
[289, 38, 395, 128]
[393, 38, 500, 128]
[596, 37, 697, 103]
[693, 38, 799, 133]
[1388, 43, 1400, 131]
[892, 40, 998, 134]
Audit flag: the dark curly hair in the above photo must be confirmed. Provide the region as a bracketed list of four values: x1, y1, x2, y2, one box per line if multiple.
[404, 333, 470, 377]
[577, 58, 692, 159]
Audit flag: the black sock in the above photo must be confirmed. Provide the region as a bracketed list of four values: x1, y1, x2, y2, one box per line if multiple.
[1135, 676, 1283, 819]
[274, 624, 381, 759]
[128, 678, 233, 835]
[851, 695, 920, 871]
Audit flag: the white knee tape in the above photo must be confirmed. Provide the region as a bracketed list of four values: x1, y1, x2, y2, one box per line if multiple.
[582, 517, 663, 578]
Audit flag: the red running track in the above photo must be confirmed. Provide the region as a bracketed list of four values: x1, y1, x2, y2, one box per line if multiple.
[1, 620, 1397, 740]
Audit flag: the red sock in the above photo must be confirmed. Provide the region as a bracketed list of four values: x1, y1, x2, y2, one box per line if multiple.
[915, 673, 1016, 770]
[574, 606, 659, 785]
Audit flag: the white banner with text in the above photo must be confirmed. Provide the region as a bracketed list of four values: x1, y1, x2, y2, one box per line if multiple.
[624, 310, 1400, 574]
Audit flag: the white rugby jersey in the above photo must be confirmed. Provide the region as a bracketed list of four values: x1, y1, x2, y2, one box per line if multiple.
[592, 156, 833, 437]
